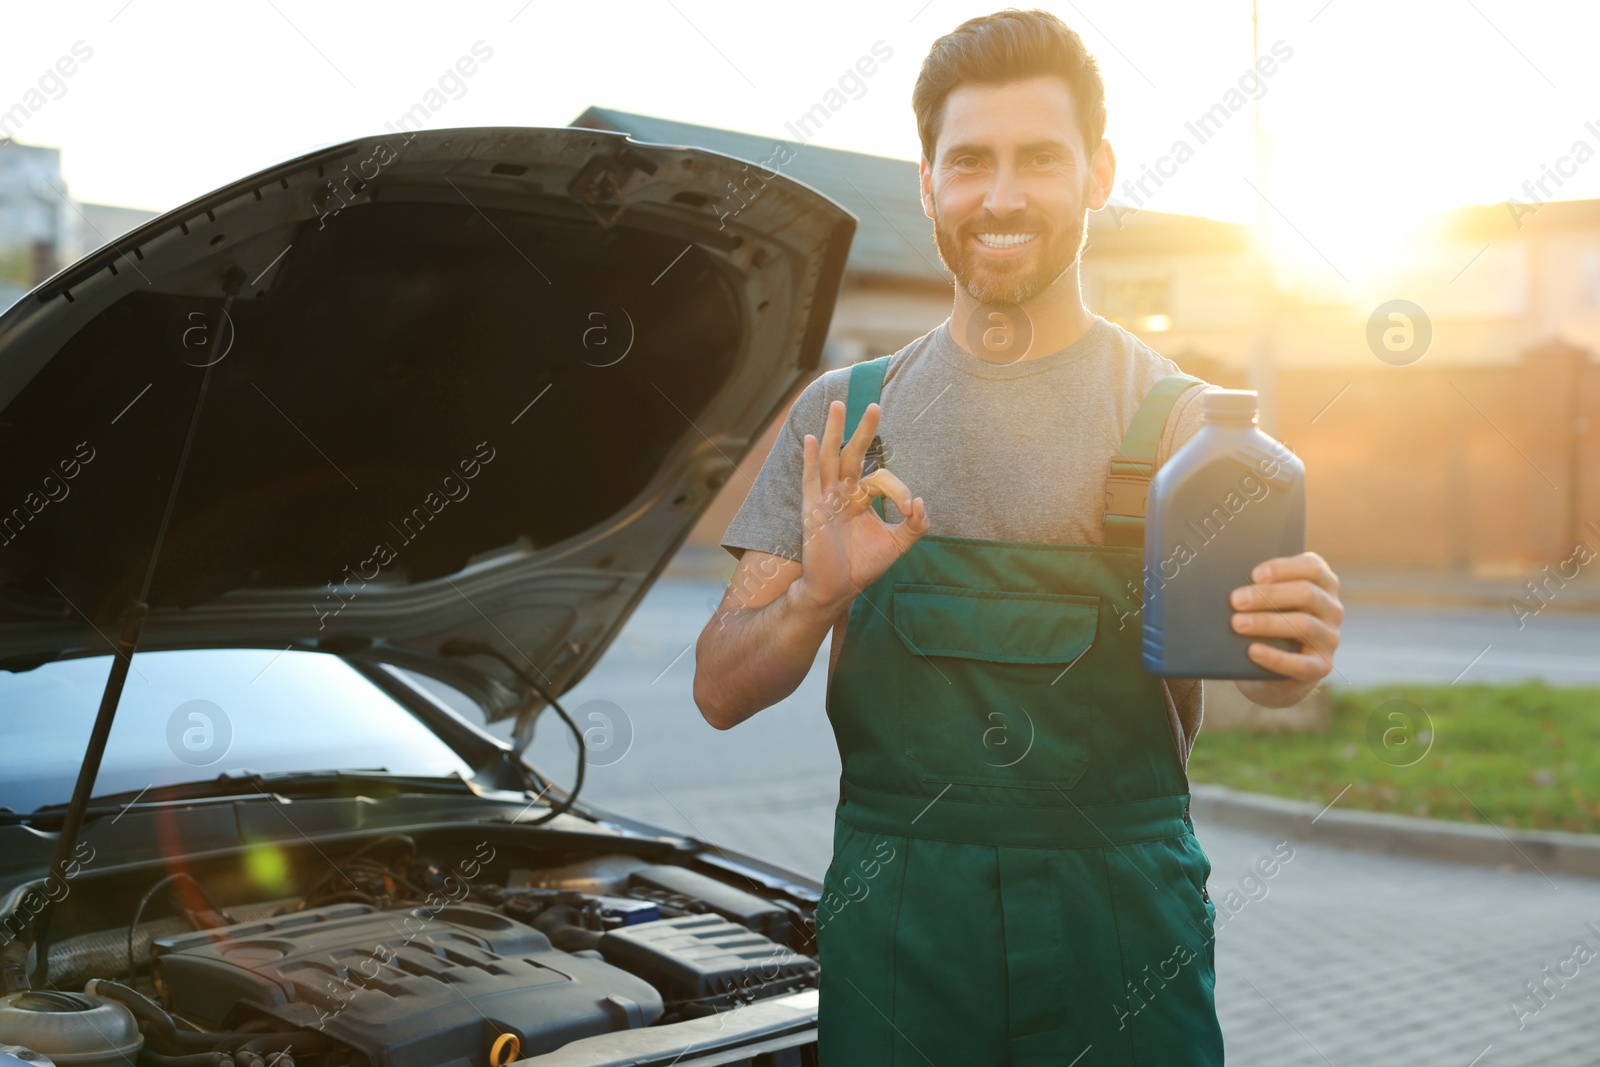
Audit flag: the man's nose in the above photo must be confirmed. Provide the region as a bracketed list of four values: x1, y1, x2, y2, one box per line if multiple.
[982, 160, 1027, 218]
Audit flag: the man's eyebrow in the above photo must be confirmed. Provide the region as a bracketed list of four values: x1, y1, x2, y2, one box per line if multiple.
[939, 142, 994, 161]
[939, 139, 1075, 160]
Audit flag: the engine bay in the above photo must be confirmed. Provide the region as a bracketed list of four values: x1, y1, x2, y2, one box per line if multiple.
[0, 831, 819, 1067]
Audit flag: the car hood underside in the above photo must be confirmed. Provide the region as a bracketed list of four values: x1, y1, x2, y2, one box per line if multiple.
[0, 126, 854, 719]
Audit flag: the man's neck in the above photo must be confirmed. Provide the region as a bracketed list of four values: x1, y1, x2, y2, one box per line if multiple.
[948, 262, 1093, 362]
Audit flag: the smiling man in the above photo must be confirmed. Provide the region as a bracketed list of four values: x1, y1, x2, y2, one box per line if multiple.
[694, 9, 1343, 1064]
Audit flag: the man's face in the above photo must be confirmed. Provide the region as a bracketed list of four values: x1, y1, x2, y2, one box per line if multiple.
[920, 75, 1109, 305]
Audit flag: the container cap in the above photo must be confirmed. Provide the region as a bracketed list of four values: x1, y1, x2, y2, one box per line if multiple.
[1201, 389, 1259, 418]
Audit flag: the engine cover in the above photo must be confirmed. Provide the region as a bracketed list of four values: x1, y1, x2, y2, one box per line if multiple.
[151, 903, 663, 1067]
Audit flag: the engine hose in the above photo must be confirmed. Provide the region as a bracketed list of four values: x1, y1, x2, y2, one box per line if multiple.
[47, 900, 288, 990]
[529, 905, 603, 952]
[235, 1034, 313, 1054]
[85, 979, 185, 1049]
[82, 982, 299, 1055]
[234, 1030, 329, 1064]
[138, 1050, 236, 1067]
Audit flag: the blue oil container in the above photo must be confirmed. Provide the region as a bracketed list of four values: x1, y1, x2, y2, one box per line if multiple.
[1142, 389, 1305, 679]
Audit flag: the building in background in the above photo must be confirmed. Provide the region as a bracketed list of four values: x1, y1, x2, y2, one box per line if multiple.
[575, 109, 1599, 575]
[0, 139, 158, 312]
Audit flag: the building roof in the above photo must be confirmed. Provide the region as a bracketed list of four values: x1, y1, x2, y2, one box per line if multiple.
[1440, 197, 1600, 240]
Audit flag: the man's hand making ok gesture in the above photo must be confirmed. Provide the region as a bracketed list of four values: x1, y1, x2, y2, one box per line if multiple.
[791, 399, 930, 620]
[694, 397, 927, 730]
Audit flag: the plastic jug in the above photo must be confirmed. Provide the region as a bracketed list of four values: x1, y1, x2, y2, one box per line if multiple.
[1141, 389, 1305, 679]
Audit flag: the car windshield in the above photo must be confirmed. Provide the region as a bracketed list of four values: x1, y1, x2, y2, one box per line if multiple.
[0, 647, 475, 814]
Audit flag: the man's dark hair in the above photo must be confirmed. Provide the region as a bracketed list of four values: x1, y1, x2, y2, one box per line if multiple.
[912, 8, 1107, 164]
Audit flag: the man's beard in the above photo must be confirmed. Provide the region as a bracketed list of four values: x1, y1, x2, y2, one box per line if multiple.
[931, 188, 1089, 305]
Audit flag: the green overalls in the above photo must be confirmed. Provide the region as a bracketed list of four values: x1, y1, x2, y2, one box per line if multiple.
[813, 355, 1223, 1066]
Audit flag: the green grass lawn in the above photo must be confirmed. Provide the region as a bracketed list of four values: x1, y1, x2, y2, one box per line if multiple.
[1186, 682, 1600, 834]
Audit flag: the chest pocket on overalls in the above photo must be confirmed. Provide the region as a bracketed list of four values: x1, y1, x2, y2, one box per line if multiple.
[892, 582, 1098, 790]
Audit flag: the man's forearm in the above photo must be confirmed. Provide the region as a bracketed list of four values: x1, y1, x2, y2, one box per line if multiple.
[695, 578, 844, 730]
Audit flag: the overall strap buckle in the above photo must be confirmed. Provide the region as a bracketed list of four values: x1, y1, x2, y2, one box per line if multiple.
[1104, 455, 1154, 519]
[1103, 455, 1154, 548]
[1102, 373, 1205, 547]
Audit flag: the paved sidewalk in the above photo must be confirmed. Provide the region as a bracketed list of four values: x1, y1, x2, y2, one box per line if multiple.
[1200, 819, 1600, 1067]
[595, 783, 1600, 1066]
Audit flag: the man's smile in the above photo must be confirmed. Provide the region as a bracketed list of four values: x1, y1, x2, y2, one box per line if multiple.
[974, 231, 1039, 249]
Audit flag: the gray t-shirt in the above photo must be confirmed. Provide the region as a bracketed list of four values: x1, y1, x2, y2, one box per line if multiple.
[720, 313, 1217, 764]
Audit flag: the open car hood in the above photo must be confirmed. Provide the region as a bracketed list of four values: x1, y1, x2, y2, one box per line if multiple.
[0, 126, 854, 720]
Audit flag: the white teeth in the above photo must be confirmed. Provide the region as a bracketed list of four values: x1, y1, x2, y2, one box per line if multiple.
[976, 232, 1038, 248]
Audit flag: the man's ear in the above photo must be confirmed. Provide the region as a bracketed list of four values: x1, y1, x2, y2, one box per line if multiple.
[1085, 137, 1116, 212]
[919, 155, 935, 221]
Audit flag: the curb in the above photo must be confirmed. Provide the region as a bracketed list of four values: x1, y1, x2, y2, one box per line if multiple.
[1190, 783, 1600, 881]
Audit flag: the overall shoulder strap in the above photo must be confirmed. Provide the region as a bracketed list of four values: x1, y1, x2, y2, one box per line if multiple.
[1103, 372, 1204, 547]
[843, 354, 891, 439]
[843, 355, 892, 519]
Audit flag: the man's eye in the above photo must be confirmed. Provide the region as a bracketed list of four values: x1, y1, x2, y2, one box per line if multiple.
[1031, 154, 1058, 166]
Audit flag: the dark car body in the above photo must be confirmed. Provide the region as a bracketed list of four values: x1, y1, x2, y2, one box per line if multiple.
[0, 125, 855, 1066]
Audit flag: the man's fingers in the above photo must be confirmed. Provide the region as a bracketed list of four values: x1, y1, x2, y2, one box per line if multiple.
[800, 432, 820, 531]
[1231, 578, 1342, 626]
[1244, 640, 1332, 683]
[840, 402, 880, 483]
[819, 400, 844, 492]
[1231, 610, 1338, 655]
[1252, 551, 1338, 594]
[857, 467, 914, 515]
[800, 434, 841, 543]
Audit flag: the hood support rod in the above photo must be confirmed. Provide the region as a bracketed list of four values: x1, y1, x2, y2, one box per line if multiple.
[23, 268, 247, 990]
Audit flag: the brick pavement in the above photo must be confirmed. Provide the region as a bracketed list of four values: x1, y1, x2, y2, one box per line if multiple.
[621, 784, 1600, 1067]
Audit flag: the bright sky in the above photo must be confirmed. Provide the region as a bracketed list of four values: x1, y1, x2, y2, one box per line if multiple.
[5, 0, 1599, 283]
